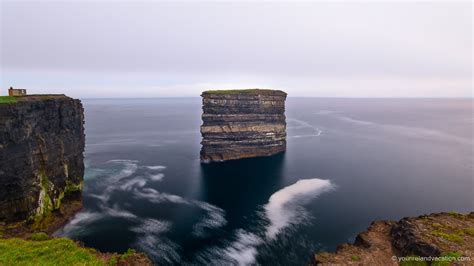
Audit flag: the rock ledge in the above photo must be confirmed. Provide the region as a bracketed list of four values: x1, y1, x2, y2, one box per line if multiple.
[314, 212, 474, 265]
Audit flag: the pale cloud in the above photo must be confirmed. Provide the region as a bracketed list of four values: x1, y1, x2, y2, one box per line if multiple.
[1, 1, 472, 97]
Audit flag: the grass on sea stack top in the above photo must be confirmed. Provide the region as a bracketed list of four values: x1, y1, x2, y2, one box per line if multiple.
[202, 89, 287, 96]
[0, 96, 17, 104]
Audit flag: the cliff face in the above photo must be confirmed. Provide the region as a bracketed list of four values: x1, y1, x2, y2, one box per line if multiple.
[314, 212, 474, 265]
[200, 89, 287, 162]
[0, 95, 85, 225]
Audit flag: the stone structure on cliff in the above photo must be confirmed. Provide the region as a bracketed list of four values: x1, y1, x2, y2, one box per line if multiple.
[0, 95, 85, 225]
[200, 89, 287, 162]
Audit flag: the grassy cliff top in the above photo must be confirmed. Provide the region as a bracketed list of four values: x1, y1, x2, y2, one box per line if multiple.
[0, 96, 17, 104]
[0, 237, 105, 265]
[0, 94, 68, 104]
[0, 234, 151, 265]
[202, 89, 287, 96]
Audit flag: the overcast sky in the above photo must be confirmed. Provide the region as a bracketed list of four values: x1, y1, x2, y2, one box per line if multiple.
[0, 1, 472, 98]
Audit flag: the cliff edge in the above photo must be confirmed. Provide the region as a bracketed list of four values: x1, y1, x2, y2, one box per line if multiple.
[200, 89, 287, 162]
[0, 95, 85, 228]
[314, 212, 474, 265]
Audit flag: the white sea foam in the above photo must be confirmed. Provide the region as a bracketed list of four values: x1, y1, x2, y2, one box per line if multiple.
[335, 114, 471, 144]
[148, 144, 163, 147]
[106, 160, 139, 183]
[133, 187, 227, 236]
[120, 177, 148, 190]
[58, 206, 137, 237]
[287, 119, 323, 138]
[133, 187, 189, 204]
[102, 204, 138, 219]
[222, 230, 262, 266]
[131, 219, 181, 264]
[339, 116, 375, 126]
[88, 193, 109, 203]
[65, 211, 103, 227]
[315, 110, 337, 115]
[90, 159, 142, 203]
[106, 159, 139, 163]
[196, 178, 334, 265]
[149, 173, 165, 181]
[61, 158, 236, 264]
[131, 218, 171, 234]
[192, 201, 227, 237]
[135, 235, 181, 264]
[291, 134, 322, 138]
[264, 178, 334, 239]
[64, 159, 337, 265]
[58, 158, 194, 265]
[55, 211, 104, 237]
[195, 230, 261, 266]
[146, 165, 167, 170]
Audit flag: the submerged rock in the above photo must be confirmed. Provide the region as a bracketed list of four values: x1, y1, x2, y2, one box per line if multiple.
[0, 95, 85, 226]
[200, 89, 287, 162]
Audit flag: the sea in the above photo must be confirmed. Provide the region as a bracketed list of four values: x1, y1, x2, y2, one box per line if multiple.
[55, 98, 473, 265]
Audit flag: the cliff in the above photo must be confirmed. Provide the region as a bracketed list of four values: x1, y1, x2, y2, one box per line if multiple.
[0, 95, 85, 227]
[200, 89, 287, 162]
[314, 212, 474, 265]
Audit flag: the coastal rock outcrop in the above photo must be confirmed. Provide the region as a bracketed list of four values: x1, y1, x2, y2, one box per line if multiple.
[200, 89, 287, 162]
[0, 95, 85, 225]
[314, 212, 474, 265]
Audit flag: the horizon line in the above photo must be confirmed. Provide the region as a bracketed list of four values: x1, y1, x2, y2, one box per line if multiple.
[78, 96, 474, 100]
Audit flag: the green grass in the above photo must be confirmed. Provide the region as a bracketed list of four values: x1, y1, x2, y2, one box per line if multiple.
[432, 230, 464, 245]
[107, 256, 118, 266]
[202, 89, 284, 94]
[463, 227, 474, 236]
[432, 251, 462, 266]
[120, 248, 136, 260]
[350, 255, 360, 261]
[0, 96, 17, 104]
[448, 211, 464, 219]
[399, 252, 463, 266]
[30, 232, 49, 241]
[0, 237, 105, 265]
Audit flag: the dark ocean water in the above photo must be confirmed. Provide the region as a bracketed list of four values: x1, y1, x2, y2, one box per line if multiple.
[55, 98, 473, 265]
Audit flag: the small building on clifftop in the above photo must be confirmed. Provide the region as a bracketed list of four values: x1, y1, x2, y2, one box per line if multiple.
[8, 87, 27, 96]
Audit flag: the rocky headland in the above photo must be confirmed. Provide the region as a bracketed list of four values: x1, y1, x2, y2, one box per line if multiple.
[0, 95, 85, 230]
[314, 212, 474, 265]
[200, 89, 287, 162]
[0, 94, 152, 265]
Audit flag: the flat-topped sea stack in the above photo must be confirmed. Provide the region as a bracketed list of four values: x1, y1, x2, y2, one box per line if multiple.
[0, 94, 85, 227]
[200, 89, 287, 162]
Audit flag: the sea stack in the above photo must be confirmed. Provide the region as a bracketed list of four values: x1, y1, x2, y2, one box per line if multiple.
[0, 95, 85, 225]
[200, 89, 287, 162]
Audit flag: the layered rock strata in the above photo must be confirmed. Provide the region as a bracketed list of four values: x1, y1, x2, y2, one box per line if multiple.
[314, 212, 474, 265]
[0, 95, 85, 225]
[200, 89, 287, 162]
